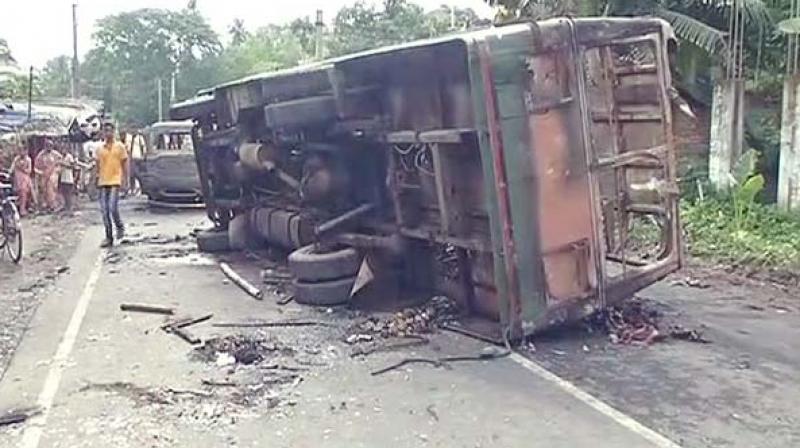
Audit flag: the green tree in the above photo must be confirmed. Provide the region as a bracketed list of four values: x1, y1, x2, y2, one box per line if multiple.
[425, 5, 481, 33]
[38, 56, 72, 98]
[229, 18, 250, 46]
[218, 25, 310, 81]
[0, 39, 32, 101]
[328, 0, 431, 56]
[487, 0, 772, 60]
[0, 38, 15, 66]
[289, 17, 318, 56]
[82, 7, 221, 125]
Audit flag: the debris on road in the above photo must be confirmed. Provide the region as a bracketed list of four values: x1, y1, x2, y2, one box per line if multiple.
[120, 303, 175, 315]
[171, 326, 202, 345]
[78, 382, 209, 407]
[220, 262, 264, 300]
[0, 407, 41, 427]
[165, 387, 213, 398]
[371, 346, 510, 376]
[201, 379, 237, 387]
[195, 334, 293, 366]
[161, 314, 214, 331]
[349, 336, 429, 358]
[211, 320, 329, 328]
[347, 296, 458, 341]
[586, 299, 711, 345]
[426, 404, 439, 422]
[669, 276, 710, 289]
[668, 325, 711, 344]
[160, 314, 212, 345]
[276, 295, 295, 305]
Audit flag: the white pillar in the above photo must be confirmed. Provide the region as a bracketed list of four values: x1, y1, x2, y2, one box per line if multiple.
[778, 74, 800, 210]
[708, 78, 745, 190]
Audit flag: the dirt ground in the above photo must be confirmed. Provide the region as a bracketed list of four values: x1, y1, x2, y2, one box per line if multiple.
[0, 212, 89, 381]
[0, 198, 798, 447]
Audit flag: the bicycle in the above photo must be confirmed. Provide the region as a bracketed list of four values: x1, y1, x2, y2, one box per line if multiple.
[0, 170, 23, 263]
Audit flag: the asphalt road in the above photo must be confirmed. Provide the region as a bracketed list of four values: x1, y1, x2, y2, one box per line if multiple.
[0, 200, 797, 447]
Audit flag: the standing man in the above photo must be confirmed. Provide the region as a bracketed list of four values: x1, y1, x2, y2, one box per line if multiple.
[96, 122, 128, 247]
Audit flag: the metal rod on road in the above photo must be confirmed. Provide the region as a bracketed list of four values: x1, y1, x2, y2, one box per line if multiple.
[120, 303, 175, 315]
[220, 262, 264, 300]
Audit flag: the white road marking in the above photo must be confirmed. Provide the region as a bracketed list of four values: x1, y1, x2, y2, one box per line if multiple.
[19, 254, 104, 448]
[509, 353, 682, 448]
[12, 246, 678, 448]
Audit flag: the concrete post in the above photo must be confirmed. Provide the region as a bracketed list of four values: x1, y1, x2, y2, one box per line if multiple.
[708, 78, 745, 190]
[778, 74, 800, 210]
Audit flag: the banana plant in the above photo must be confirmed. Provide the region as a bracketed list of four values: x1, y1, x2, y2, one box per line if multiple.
[728, 149, 765, 233]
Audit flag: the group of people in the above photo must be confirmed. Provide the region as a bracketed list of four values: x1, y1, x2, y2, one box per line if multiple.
[9, 140, 85, 216]
[9, 122, 130, 247]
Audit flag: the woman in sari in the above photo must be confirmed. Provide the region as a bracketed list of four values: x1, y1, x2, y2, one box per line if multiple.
[11, 146, 33, 216]
[35, 141, 63, 212]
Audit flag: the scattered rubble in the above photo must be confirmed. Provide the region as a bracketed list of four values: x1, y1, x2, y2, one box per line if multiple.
[585, 299, 710, 346]
[194, 334, 294, 366]
[347, 296, 458, 340]
[669, 276, 710, 289]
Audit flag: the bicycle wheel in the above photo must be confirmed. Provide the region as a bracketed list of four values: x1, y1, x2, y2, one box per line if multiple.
[2, 201, 22, 263]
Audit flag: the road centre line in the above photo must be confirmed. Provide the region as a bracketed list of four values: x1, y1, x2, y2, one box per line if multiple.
[19, 253, 104, 448]
[509, 353, 682, 448]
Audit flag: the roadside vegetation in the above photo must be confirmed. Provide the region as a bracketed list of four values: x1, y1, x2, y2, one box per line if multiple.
[683, 198, 800, 272]
[681, 151, 800, 274]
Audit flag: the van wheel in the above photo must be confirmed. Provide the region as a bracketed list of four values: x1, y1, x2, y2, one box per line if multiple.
[288, 244, 360, 282]
[293, 276, 356, 306]
[196, 229, 230, 253]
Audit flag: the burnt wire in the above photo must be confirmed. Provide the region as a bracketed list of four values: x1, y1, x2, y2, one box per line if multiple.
[414, 144, 436, 176]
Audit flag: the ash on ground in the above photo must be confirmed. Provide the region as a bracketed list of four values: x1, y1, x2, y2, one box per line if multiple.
[194, 333, 295, 366]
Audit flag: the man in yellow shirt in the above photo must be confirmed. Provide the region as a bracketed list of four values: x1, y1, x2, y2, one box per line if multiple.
[96, 122, 129, 247]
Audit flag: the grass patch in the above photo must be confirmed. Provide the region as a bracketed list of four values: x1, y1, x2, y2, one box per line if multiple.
[681, 197, 800, 270]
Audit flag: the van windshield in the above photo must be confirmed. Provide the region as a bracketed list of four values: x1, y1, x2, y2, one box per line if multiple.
[153, 132, 193, 151]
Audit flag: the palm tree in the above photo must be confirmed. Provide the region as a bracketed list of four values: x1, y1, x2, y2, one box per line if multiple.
[608, 0, 772, 58]
[486, 0, 774, 60]
[0, 38, 16, 66]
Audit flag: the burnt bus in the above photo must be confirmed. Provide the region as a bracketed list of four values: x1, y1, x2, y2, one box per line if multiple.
[172, 18, 682, 340]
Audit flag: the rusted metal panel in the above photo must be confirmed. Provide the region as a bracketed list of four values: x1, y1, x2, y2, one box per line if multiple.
[174, 17, 682, 338]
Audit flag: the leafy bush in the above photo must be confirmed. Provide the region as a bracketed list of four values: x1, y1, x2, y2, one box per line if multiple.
[680, 148, 800, 271]
[681, 197, 800, 270]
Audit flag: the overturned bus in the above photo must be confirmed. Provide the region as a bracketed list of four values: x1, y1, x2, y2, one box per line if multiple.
[172, 18, 683, 340]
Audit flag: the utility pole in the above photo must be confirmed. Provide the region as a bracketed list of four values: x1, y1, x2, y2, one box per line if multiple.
[170, 71, 177, 102]
[314, 10, 324, 60]
[27, 66, 33, 120]
[157, 78, 164, 121]
[779, 1, 800, 210]
[72, 3, 80, 98]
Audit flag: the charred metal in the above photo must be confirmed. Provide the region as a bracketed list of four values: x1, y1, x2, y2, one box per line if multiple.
[173, 18, 682, 340]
